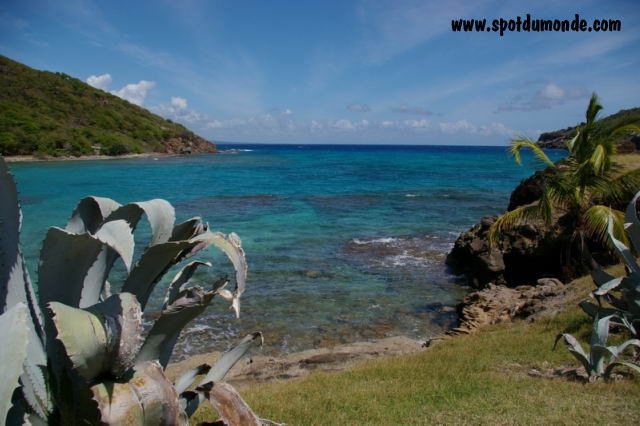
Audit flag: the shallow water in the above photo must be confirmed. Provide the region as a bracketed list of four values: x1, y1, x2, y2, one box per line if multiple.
[9, 144, 565, 360]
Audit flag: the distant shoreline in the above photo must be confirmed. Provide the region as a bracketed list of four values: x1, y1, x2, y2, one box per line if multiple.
[4, 152, 177, 163]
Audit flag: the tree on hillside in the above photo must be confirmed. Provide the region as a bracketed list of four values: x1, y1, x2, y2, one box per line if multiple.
[489, 93, 640, 260]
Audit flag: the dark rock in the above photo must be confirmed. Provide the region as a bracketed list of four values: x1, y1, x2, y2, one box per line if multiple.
[446, 212, 566, 289]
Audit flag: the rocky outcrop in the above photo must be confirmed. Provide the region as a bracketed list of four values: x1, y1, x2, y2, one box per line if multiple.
[537, 128, 576, 150]
[450, 278, 566, 335]
[162, 133, 218, 155]
[446, 215, 566, 288]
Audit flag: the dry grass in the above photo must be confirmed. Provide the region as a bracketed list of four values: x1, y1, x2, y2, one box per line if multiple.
[190, 270, 640, 425]
[614, 153, 640, 170]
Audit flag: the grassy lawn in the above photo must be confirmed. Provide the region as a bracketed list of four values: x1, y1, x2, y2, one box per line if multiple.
[190, 271, 639, 424]
[614, 153, 640, 170]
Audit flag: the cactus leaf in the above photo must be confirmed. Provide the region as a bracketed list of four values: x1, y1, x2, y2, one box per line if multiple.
[611, 339, 640, 358]
[91, 360, 188, 425]
[554, 333, 592, 373]
[50, 293, 143, 381]
[624, 191, 640, 252]
[163, 261, 212, 310]
[170, 217, 207, 242]
[191, 231, 247, 318]
[0, 303, 29, 424]
[604, 361, 640, 379]
[608, 210, 640, 275]
[593, 277, 625, 296]
[122, 240, 198, 310]
[591, 314, 615, 347]
[136, 286, 217, 368]
[201, 332, 263, 385]
[65, 196, 121, 234]
[174, 364, 211, 394]
[591, 267, 616, 287]
[49, 302, 109, 382]
[105, 199, 176, 246]
[94, 219, 135, 271]
[197, 382, 260, 426]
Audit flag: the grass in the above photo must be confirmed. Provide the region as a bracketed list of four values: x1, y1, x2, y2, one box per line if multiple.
[615, 153, 640, 170]
[191, 270, 639, 425]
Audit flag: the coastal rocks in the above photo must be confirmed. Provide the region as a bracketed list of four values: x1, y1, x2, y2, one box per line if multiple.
[450, 278, 565, 335]
[446, 215, 563, 288]
[165, 336, 423, 390]
[162, 134, 218, 155]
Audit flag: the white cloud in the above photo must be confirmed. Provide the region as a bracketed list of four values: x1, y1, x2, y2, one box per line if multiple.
[347, 103, 372, 112]
[497, 83, 588, 112]
[86, 73, 112, 90]
[112, 80, 155, 106]
[171, 96, 188, 110]
[392, 105, 432, 116]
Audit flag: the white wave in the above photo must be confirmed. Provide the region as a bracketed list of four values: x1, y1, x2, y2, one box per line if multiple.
[405, 194, 417, 197]
[351, 237, 400, 245]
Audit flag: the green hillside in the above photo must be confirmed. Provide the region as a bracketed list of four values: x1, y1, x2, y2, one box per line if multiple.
[537, 106, 640, 152]
[0, 55, 217, 157]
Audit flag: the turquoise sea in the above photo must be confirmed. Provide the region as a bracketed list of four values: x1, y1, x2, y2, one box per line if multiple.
[10, 144, 565, 360]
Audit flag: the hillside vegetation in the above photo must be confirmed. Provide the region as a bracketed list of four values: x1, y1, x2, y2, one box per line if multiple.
[537, 106, 640, 152]
[0, 55, 217, 157]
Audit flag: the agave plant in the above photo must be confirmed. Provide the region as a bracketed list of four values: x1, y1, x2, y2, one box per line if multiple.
[580, 191, 640, 336]
[0, 156, 265, 425]
[554, 313, 640, 381]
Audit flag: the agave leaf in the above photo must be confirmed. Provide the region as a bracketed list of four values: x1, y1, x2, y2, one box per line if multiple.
[122, 240, 198, 310]
[191, 231, 247, 318]
[593, 277, 625, 296]
[578, 301, 621, 319]
[65, 196, 121, 234]
[91, 360, 188, 425]
[608, 211, 640, 275]
[604, 361, 640, 379]
[49, 302, 109, 382]
[71, 220, 136, 309]
[591, 267, 616, 287]
[0, 303, 29, 425]
[554, 333, 592, 374]
[611, 339, 640, 358]
[174, 364, 211, 394]
[163, 261, 212, 310]
[0, 166, 51, 419]
[201, 332, 263, 385]
[180, 390, 205, 418]
[170, 217, 207, 242]
[94, 219, 135, 271]
[590, 345, 616, 376]
[50, 293, 144, 382]
[591, 314, 614, 347]
[88, 293, 144, 377]
[197, 382, 261, 426]
[624, 191, 640, 252]
[37, 228, 108, 308]
[136, 286, 217, 368]
[105, 199, 176, 246]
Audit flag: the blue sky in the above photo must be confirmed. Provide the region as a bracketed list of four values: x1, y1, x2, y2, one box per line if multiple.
[1, 0, 639, 145]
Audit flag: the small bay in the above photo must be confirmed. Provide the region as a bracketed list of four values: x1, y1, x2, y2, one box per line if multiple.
[10, 144, 565, 360]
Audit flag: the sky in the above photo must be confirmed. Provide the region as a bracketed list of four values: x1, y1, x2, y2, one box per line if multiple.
[1, 0, 639, 145]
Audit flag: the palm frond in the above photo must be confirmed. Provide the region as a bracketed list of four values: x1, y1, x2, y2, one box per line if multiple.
[586, 92, 603, 125]
[589, 144, 606, 176]
[488, 204, 543, 246]
[582, 205, 629, 250]
[509, 139, 556, 167]
[566, 129, 580, 154]
[601, 168, 640, 206]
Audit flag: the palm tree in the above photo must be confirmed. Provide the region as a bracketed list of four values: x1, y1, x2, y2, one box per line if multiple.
[488, 93, 640, 260]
